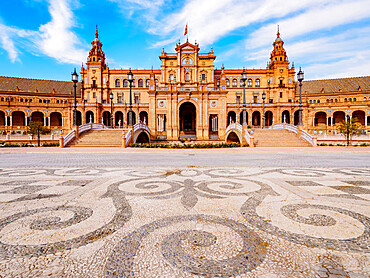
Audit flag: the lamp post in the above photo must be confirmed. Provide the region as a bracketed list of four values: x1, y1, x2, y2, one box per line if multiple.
[71, 68, 78, 126]
[297, 67, 304, 126]
[128, 69, 134, 127]
[110, 92, 113, 128]
[262, 91, 266, 128]
[240, 68, 247, 126]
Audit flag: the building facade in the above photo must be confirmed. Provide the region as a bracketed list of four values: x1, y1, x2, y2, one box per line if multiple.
[1, 29, 369, 142]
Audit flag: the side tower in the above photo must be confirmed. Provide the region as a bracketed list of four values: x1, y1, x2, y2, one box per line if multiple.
[267, 28, 295, 104]
[80, 28, 110, 104]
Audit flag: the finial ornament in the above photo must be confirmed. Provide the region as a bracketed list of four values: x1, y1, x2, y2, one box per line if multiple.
[95, 25, 98, 38]
[277, 25, 280, 37]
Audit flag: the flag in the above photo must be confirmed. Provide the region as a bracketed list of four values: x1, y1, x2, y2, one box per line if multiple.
[184, 25, 187, 36]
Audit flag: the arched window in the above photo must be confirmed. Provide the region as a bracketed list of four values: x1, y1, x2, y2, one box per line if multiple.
[217, 79, 220, 87]
[123, 79, 129, 87]
[255, 79, 260, 87]
[115, 79, 120, 87]
[155, 79, 159, 86]
[247, 79, 252, 87]
[146, 79, 150, 87]
[138, 79, 143, 87]
[349, 98, 352, 102]
[240, 80, 244, 87]
[185, 73, 190, 81]
[344, 98, 347, 102]
[226, 79, 230, 87]
[232, 79, 237, 87]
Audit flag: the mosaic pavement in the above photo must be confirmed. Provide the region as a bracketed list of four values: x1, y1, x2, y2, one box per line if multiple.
[0, 167, 369, 277]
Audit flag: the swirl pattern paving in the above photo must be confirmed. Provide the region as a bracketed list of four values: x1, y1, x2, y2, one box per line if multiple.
[105, 215, 267, 277]
[0, 166, 369, 277]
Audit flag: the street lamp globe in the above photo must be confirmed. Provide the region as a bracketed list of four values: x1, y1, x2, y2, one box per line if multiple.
[241, 68, 247, 81]
[72, 68, 78, 82]
[262, 91, 266, 100]
[128, 69, 133, 82]
[297, 67, 304, 82]
[110, 92, 113, 100]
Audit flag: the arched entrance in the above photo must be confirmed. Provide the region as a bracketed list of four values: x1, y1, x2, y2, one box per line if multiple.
[50, 112, 62, 127]
[227, 111, 236, 125]
[31, 111, 44, 125]
[226, 131, 240, 143]
[115, 111, 123, 127]
[0, 111, 5, 126]
[265, 111, 273, 126]
[127, 111, 136, 125]
[315, 112, 326, 126]
[86, 111, 94, 123]
[103, 111, 111, 126]
[333, 111, 345, 125]
[239, 111, 248, 125]
[252, 111, 260, 126]
[136, 131, 150, 144]
[294, 110, 300, 125]
[76, 111, 82, 126]
[12, 111, 25, 126]
[179, 102, 196, 135]
[352, 110, 365, 125]
[139, 111, 148, 124]
[282, 110, 290, 124]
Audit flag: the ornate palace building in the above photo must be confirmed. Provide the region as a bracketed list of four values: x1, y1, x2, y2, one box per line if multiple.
[1, 29, 369, 144]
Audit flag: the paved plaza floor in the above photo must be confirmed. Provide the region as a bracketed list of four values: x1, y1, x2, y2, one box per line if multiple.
[0, 148, 369, 277]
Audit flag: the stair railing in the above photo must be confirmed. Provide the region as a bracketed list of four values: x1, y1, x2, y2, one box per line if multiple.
[125, 129, 132, 147]
[225, 122, 242, 134]
[244, 129, 251, 145]
[271, 123, 298, 134]
[270, 123, 314, 146]
[301, 129, 314, 145]
[63, 130, 75, 147]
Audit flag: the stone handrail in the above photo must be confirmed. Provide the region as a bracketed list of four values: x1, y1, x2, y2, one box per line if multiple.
[125, 129, 132, 147]
[225, 122, 243, 134]
[272, 123, 298, 134]
[133, 123, 150, 134]
[63, 130, 75, 147]
[301, 129, 314, 145]
[78, 123, 91, 134]
[244, 129, 251, 145]
[270, 123, 313, 146]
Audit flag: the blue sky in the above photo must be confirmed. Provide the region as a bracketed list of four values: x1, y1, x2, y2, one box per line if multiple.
[1, 0, 370, 81]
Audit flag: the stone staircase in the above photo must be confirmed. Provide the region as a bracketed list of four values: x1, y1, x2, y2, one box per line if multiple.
[69, 129, 123, 147]
[253, 129, 311, 147]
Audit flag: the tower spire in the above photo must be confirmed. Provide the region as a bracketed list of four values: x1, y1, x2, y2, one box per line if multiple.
[277, 25, 280, 38]
[95, 25, 98, 38]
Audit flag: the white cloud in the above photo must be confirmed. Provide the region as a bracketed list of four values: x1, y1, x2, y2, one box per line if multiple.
[246, 0, 370, 50]
[0, 23, 35, 63]
[149, 0, 332, 48]
[0, 24, 20, 63]
[108, 0, 164, 19]
[0, 0, 88, 65]
[36, 0, 88, 64]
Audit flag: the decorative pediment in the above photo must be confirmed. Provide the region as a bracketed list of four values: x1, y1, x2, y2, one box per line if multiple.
[176, 40, 200, 52]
